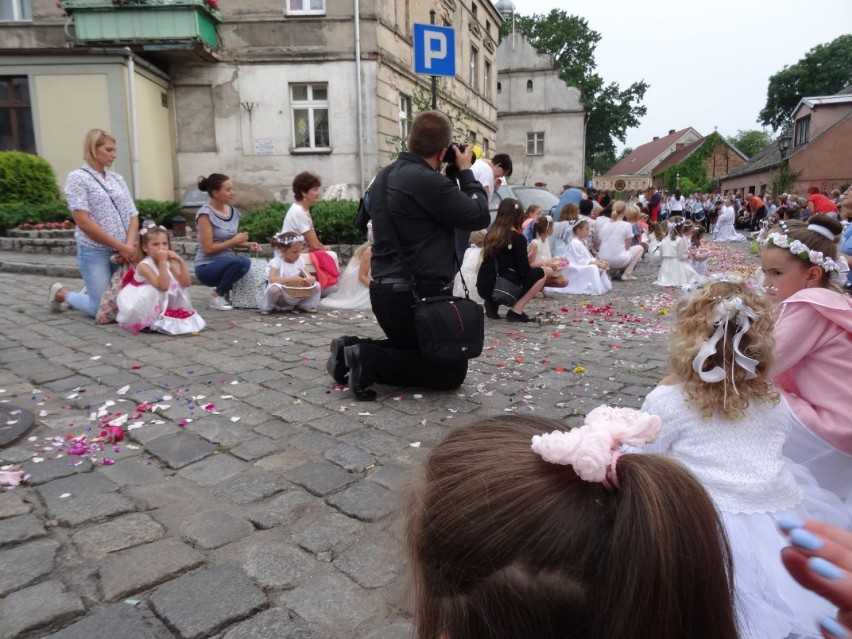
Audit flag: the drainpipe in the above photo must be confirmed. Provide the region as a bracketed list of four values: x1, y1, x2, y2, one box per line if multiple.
[124, 47, 141, 199]
[353, 0, 365, 195]
[581, 111, 590, 186]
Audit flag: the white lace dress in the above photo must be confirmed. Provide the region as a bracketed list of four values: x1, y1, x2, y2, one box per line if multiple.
[453, 246, 484, 304]
[545, 238, 611, 296]
[654, 236, 699, 286]
[320, 252, 371, 310]
[640, 384, 848, 639]
[116, 257, 206, 335]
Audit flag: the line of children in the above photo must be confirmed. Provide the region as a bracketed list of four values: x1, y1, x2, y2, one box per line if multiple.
[116, 226, 205, 335]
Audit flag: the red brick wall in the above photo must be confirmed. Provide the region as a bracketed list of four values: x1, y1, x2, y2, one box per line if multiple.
[705, 141, 745, 180]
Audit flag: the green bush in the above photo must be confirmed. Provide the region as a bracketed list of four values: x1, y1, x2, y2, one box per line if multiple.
[239, 202, 288, 244]
[0, 151, 62, 204]
[0, 201, 70, 235]
[312, 200, 363, 244]
[239, 200, 364, 244]
[135, 199, 182, 227]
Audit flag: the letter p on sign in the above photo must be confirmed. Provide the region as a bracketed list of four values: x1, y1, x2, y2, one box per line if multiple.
[413, 23, 456, 77]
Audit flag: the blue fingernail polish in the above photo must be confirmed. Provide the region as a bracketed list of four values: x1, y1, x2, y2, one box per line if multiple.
[790, 528, 825, 551]
[778, 516, 804, 531]
[820, 615, 849, 638]
[809, 557, 845, 581]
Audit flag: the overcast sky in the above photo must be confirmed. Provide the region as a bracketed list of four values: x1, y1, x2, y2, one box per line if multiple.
[511, 0, 852, 149]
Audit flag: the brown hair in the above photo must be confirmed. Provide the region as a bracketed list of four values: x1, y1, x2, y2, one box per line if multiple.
[808, 186, 820, 195]
[483, 198, 524, 259]
[83, 129, 116, 167]
[198, 173, 230, 196]
[767, 215, 843, 287]
[558, 202, 579, 222]
[292, 172, 321, 202]
[525, 204, 542, 219]
[533, 215, 552, 238]
[406, 416, 738, 639]
[408, 110, 453, 158]
[669, 280, 777, 418]
[691, 226, 705, 247]
[649, 221, 665, 242]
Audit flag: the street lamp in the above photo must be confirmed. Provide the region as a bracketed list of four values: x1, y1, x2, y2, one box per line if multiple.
[778, 128, 792, 158]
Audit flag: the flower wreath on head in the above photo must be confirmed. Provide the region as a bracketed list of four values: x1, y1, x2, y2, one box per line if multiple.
[273, 232, 305, 246]
[531, 405, 661, 488]
[764, 231, 849, 274]
[139, 225, 167, 236]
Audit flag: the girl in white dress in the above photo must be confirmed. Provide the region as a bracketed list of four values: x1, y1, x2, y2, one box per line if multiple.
[713, 197, 747, 242]
[321, 225, 373, 310]
[528, 216, 568, 288]
[259, 232, 321, 313]
[654, 217, 699, 286]
[687, 226, 711, 275]
[545, 219, 612, 295]
[646, 221, 666, 265]
[639, 278, 847, 639]
[453, 229, 485, 304]
[116, 226, 205, 335]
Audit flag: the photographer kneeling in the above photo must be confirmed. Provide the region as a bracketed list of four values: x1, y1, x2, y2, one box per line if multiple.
[326, 111, 489, 400]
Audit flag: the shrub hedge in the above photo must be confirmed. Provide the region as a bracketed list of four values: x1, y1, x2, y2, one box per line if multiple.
[135, 199, 183, 227]
[0, 151, 62, 204]
[239, 200, 364, 245]
[0, 202, 69, 235]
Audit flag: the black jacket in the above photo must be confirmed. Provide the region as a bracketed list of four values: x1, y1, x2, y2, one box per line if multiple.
[368, 152, 489, 285]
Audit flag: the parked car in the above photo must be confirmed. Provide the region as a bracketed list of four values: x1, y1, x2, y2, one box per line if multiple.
[488, 185, 560, 225]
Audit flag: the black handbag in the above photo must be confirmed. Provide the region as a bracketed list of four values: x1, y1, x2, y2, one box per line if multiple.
[379, 178, 484, 363]
[492, 259, 522, 305]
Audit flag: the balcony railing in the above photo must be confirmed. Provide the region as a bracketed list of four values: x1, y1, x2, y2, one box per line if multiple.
[60, 0, 222, 50]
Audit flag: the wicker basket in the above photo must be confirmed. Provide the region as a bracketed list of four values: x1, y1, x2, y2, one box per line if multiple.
[282, 284, 315, 299]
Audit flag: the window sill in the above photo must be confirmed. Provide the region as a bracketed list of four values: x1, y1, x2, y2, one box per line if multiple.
[283, 12, 327, 17]
[289, 147, 332, 155]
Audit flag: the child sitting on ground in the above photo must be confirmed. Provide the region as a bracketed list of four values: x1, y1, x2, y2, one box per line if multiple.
[639, 277, 846, 638]
[259, 231, 321, 314]
[528, 216, 568, 288]
[406, 410, 740, 639]
[116, 226, 205, 335]
[453, 229, 486, 304]
[545, 219, 611, 296]
[320, 224, 372, 310]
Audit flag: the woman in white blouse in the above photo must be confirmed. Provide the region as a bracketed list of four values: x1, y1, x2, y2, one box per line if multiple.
[281, 171, 328, 251]
[49, 129, 139, 316]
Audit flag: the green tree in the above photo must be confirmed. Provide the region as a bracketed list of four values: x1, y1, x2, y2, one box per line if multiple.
[615, 146, 633, 162]
[500, 11, 649, 178]
[727, 129, 772, 158]
[759, 35, 852, 130]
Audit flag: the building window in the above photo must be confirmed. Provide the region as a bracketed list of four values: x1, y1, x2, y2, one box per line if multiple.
[0, 0, 32, 21]
[470, 46, 479, 91]
[399, 92, 412, 140]
[290, 83, 330, 150]
[526, 79, 533, 92]
[482, 138, 489, 158]
[794, 115, 810, 147]
[0, 76, 36, 153]
[484, 60, 492, 100]
[497, 81, 502, 94]
[285, 0, 325, 16]
[526, 131, 544, 156]
[486, 20, 491, 36]
[471, 3, 477, 19]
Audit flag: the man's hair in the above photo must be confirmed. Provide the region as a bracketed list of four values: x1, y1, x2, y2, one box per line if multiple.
[408, 111, 453, 158]
[579, 199, 594, 216]
[492, 153, 513, 177]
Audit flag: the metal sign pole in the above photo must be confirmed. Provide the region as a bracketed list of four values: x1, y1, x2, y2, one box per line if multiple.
[429, 9, 437, 110]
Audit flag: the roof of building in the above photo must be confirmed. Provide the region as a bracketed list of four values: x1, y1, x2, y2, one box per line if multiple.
[604, 127, 698, 176]
[651, 140, 703, 175]
[720, 142, 783, 180]
[794, 94, 852, 113]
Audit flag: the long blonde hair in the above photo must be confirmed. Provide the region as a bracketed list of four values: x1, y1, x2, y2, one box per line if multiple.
[669, 280, 777, 418]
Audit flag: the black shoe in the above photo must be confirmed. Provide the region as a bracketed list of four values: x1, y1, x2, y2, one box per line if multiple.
[483, 299, 501, 319]
[506, 309, 534, 323]
[343, 345, 377, 401]
[327, 336, 359, 384]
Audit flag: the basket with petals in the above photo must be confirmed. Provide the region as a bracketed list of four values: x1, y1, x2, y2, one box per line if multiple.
[282, 284, 315, 299]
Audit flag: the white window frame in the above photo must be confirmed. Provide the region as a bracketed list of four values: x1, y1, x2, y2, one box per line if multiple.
[0, 0, 32, 21]
[482, 139, 490, 158]
[399, 92, 412, 140]
[470, 46, 479, 91]
[285, 0, 325, 17]
[290, 83, 331, 152]
[526, 131, 545, 156]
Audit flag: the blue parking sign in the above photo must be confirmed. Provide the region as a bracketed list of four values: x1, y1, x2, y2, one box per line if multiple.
[413, 23, 455, 77]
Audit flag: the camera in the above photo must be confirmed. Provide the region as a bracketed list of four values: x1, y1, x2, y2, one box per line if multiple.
[444, 143, 478, 180]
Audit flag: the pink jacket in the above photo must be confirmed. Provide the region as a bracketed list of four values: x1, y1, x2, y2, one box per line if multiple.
[771, 288, 852, 453]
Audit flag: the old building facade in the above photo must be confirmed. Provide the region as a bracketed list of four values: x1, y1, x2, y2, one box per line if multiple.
[0, 0, 502, 204]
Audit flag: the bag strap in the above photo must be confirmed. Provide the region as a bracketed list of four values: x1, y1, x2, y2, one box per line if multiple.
[374, 168, 470, 302]
[83, 168, 129, 234]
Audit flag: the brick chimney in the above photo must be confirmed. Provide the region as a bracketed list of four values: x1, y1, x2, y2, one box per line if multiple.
[653, 136, 659, 141]
[668, 129, 676, 135]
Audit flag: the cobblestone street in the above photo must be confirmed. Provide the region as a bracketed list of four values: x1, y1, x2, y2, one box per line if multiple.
[0, 243, 757, 638]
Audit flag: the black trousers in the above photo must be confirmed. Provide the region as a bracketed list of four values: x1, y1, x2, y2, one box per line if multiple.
[357, 282, 468, 390]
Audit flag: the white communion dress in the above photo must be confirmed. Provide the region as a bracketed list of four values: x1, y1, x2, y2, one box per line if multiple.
[654, 235, 699, 286]
[320, 251, 371, 310]
[713, 205, 747, 242]
[641, 383, 848, 639]
[545, 238, 612, 296]
[453, 246, 484, 304]
[116, 257, 206, 335]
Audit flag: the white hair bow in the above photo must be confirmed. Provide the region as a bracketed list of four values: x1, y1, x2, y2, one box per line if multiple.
[692, 297, 759, 406]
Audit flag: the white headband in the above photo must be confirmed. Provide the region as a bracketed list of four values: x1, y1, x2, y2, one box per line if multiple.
[807, 224, 835, 241]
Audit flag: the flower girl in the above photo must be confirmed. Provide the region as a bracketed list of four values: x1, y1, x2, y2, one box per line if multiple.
[116, 226, 205, 334]
[654, 217, 699, 286]
[321, 225, 373, 310]
[545, 219, 611, 295]
[259, 232, 321, 313]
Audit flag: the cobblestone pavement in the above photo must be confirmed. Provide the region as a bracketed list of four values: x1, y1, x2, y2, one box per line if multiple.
[0, 244, 758, 639]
